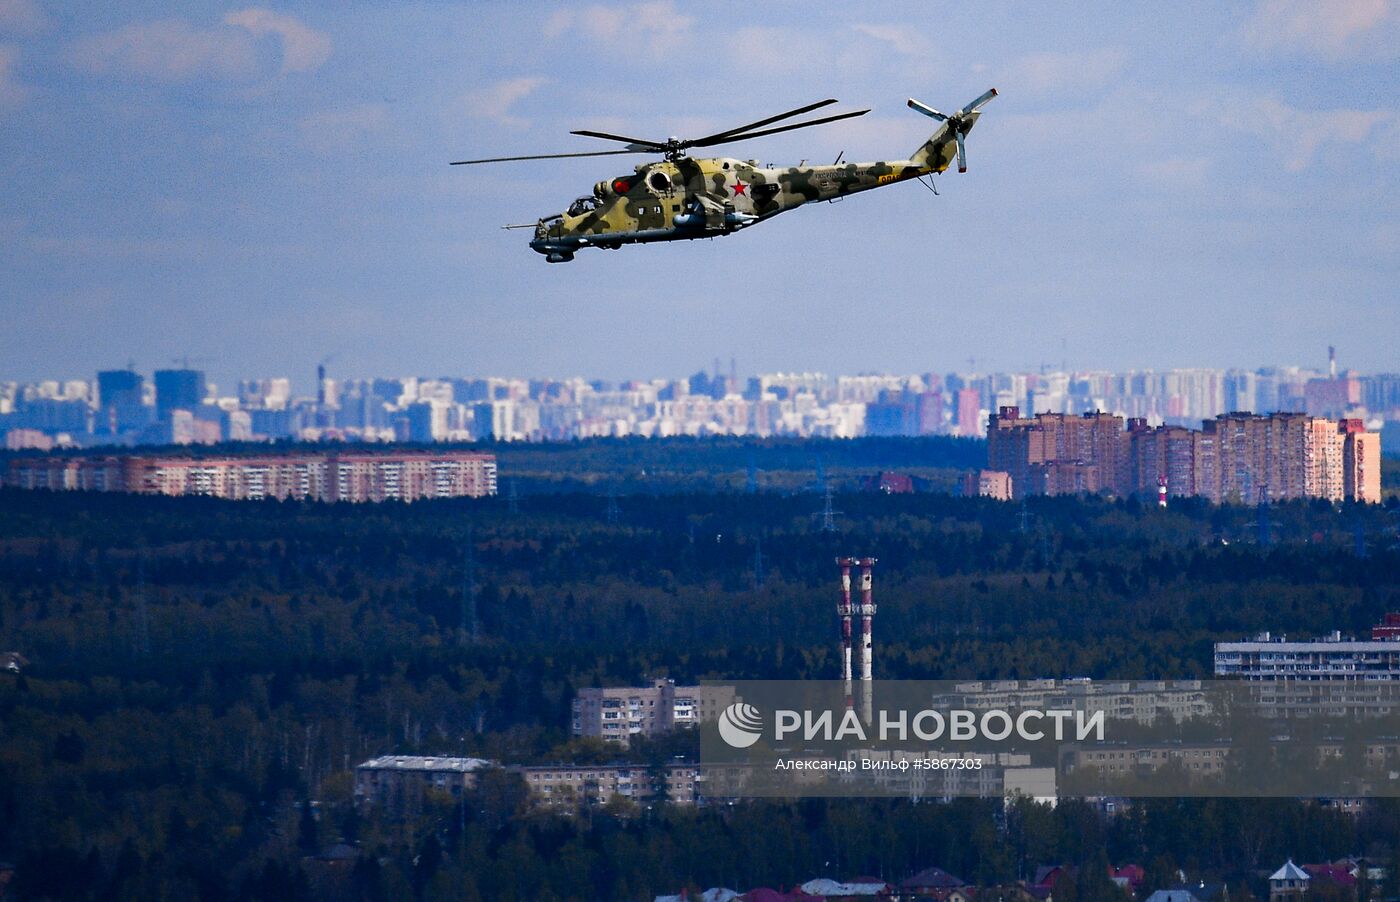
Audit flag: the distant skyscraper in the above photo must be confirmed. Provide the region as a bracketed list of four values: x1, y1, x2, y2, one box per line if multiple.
[405, 401, 448, 442]
[153, 369, 206, 421]
[956, 388, 982, 437]
[472, 401, 514, 441]
[96, 369, 145, 434]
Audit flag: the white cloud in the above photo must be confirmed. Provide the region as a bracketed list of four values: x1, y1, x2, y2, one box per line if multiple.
[300, 103, 389, 155]
[1375, 117, 1400, 160]
[0, 0, 47, 34]
[852, 24, 929, 57]
[68, 9, 329, 83]
[1002, 49, 1127, 97]
[0, 44, 23, 107]
[69, 19, 258, 81]
[1140, 157, 1212, 187]
[545, 2, 692, 59]
[465, 76, 547, 126]
[1209, 93, 1390, 171]
[727, 27, 826, 74]
[1241, 0, 1396, 59]
[224, 7, 330, 74]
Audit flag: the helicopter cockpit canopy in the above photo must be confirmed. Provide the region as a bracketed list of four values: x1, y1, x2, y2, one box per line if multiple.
[567, 196, 600, 216]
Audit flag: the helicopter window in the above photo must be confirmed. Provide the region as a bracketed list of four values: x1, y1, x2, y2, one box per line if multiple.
[722, 162, 730, 170]
[567, 196, 599, 216]
[648, 171, 670, 191]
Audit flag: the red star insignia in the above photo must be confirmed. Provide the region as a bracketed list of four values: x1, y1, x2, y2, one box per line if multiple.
[732, 178, 747, 196]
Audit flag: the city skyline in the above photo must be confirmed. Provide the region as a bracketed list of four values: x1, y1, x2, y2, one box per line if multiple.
[3, 349, 1392, 397]
[3, 2, 1400, 385]
[5, 356, 1398, 451]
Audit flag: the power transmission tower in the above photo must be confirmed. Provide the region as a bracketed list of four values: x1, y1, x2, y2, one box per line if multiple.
[1018, 498, 1032, 534]
[817, 487, 840, 532]
[605, 492, 620, 525]
[507, 479, 519, 515]
[745, 453, 758, 494]
[461, 526, 479, 644]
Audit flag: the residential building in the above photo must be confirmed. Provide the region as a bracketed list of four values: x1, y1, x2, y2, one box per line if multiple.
[986, 408, 1125, 499]
[4, 449, 498, 502]
[511, 762, 702, 806]
[1214, 621, 1400, 680]
[1269, 861, 1309, 902]
[990, 408, 1382, 503]
[571, 679, 734, 745]
[354, 755, 493, 808]
[960, 469, 1012, 501]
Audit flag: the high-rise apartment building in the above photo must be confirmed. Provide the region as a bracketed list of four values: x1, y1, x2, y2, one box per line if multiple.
[990, 409, 1381, 503]
[986, 407, 1125, 499]
[1341, 419, 1381, 504]
[956, 388, 982, 437]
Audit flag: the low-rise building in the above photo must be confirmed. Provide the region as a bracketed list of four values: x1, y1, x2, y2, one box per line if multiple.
[1215, 625, 1400, 680]
[512, 762, 702, 806]
[354, 755, 494, 809]
[1269, 861, 1309, 902]
[4, 449, 498, 501]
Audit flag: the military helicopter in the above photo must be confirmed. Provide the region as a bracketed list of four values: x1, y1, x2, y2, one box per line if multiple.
[451, 89, 997, 262]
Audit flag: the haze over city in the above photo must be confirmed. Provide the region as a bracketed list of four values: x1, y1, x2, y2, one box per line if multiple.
[3, 1, 1400, 391]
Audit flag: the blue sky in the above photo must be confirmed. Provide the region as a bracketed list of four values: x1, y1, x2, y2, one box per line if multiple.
[2, 0, 1397, 391]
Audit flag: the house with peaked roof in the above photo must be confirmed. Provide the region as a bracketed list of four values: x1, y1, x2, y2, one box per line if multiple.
[799, 877, 892, 898]
[1303, 865, 1357, 889]
[1111, 866, 1146, 894]
[898, 866, 972, 902]
[1270, 861, 1310, 902]
[1033, 866, 1068, 890]
[1144, 883, 1228, 902]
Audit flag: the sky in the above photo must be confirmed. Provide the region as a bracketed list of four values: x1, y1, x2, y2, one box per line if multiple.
[1, 0, 1398, 391]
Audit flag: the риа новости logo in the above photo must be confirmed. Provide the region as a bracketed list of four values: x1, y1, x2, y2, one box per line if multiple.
[717, 702, 764, 748]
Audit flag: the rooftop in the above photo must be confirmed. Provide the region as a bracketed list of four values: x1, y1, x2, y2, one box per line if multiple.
[357, 755, 493, 772]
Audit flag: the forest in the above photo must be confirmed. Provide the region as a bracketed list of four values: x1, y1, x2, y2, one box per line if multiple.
[1, 438, 1399, 900]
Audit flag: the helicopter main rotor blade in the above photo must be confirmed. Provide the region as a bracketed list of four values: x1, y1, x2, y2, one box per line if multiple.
[684, 98, 839, 148]
[569, 129, 666, 150]
[450, 149, 649, 165]
[688, 108, 870, 148]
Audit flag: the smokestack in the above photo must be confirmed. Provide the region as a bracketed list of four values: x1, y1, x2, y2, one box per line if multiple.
[1329, 345, 1337, 380]
[836, 557, 855, 683]
[317, 363, 326, 406]
[858, 557, 877, 681]
[1157, 474, 1168, 508]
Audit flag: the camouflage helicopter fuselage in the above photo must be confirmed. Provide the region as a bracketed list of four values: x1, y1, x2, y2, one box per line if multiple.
[530, 114, 976, 262]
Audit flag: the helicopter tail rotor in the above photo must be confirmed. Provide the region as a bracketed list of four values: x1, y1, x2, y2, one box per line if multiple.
[907, 88, 997, 172]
